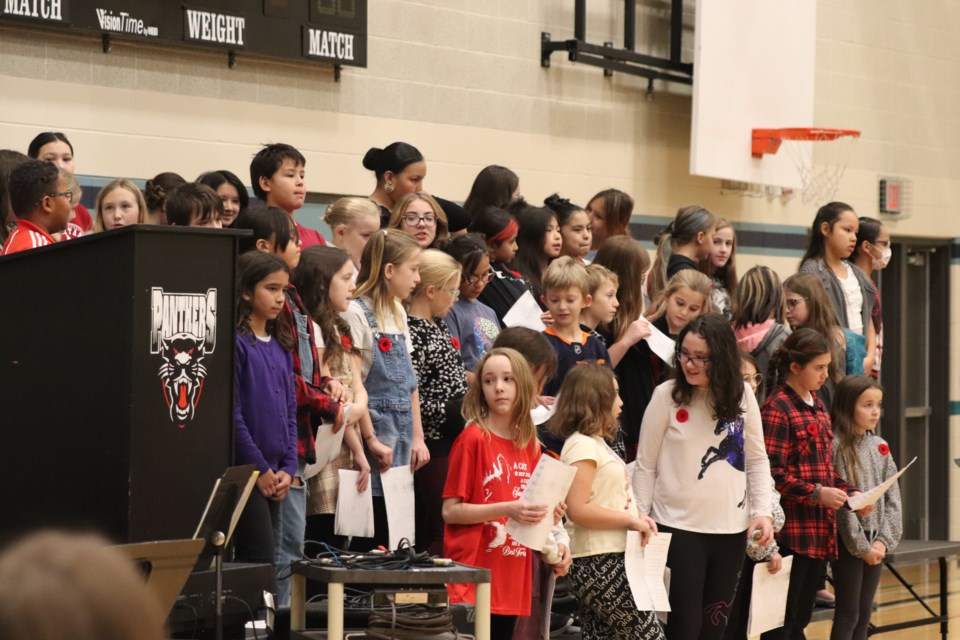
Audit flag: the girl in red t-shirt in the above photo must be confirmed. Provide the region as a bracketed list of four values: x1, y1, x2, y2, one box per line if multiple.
[442, 347, 552, 638]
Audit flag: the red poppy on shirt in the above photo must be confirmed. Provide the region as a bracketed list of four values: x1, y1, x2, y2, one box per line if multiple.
[676, 409, 689, 423]
[806, 424, 818, 436]
[341, 335, 352, 351]
[378, 337, 392, 353]
[878, 443, 890, 456]
[451, 337, 460, 350]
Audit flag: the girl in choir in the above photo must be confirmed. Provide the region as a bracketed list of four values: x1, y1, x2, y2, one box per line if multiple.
[388, 191, 450, 249]
[143, 172, 186, 225]
[443, 233, 502, 376]
[700, 218, 737, 320]
[798, 202, 877, 374]
[363, 142, 426, 226]
[197, 169, 249, 227]
[634, 314, 773, 640]
[553, 365, 665, 640]
[760, 329, 866, 640]
[648, 205, 716, 303]
[232, 252, 298, 573]
[512, 205, 562, 302]
[783, 272, 847, 407]
[93, 179, 146, 231]
[544, 193, 592, 263]
[830, 376, 901, 640]
[342, 229, 429, 546]
[585, 188, 633, 251]
[442, 348, 569, 638]
[407, 249, 469, 556]
[849, 217, 890, 379]
[463, 164, 521, 220]
[470, 206, 532, 323]
[295, 246, 370, 548]
[323, 196, 381, 270]
[732, 265, 788, 397]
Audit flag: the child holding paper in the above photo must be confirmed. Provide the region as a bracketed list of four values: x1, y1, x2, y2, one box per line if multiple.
[552, 365, 665, 640]
[830, 376, 902, 640]
[442, 348, 570, 638]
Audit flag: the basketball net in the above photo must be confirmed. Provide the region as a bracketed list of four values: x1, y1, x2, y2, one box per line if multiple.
[752, 128, 860, 206]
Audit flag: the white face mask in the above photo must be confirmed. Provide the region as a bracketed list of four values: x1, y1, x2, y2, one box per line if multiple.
[872, 246, 892, 270]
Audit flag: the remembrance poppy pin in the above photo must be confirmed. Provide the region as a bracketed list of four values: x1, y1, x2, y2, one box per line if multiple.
[378, 337, 392, 353]
[878, 443, 890, 456]
[676, 409, 689, 423]
[806, 424, 818, 436]
[451, 337, 461, 350]
[341, 335, 353, 350]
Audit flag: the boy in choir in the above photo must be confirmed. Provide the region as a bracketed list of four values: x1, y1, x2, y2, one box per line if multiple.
[250, 143, 326, 247]
[165, 183, 224, 228]
[1, 161, 71, 256]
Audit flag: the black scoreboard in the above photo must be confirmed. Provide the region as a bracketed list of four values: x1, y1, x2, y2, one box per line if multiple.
[0, 0, 367, 67]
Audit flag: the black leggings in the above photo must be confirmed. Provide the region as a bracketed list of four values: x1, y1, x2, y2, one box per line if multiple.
[659, 524, 746, 640]
[233, 489, 279, 564]
[722, 557, 757, 640]
[567, 552, 665, 639]
[761, 550, 825, 640]
[830, 542, 883, 640]
[491, 614, 517, 637]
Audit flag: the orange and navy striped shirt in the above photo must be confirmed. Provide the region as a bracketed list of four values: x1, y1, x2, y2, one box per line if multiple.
[1, 219, 55, 256]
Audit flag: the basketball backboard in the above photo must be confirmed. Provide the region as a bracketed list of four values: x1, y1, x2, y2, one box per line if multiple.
[690, 0, 817, 189]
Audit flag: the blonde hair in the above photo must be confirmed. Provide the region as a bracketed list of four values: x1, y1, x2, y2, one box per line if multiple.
[548, 365, 619, 440]
[541, 255, 589, 294]
[388, 192, 449, 246]
[462, 347, 538, 448]
[94, 179, 146, 232]
[60, 170, 82, 207]
[584, 263, 619, 296]
[646, 269, 714, 322]
[324, 196, 380, 230]
[411, 248, 461, 298]
[354, 229, 421, 328]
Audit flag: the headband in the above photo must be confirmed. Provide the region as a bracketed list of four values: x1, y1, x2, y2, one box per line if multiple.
[489, 218, 519, 245]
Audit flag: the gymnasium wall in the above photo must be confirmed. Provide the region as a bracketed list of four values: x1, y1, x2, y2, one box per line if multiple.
[1, 1, 957, 532]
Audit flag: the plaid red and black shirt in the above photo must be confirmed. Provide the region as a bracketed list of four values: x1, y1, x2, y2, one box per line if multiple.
[762, 384, 855, 560]
[282, 285, 340, 465]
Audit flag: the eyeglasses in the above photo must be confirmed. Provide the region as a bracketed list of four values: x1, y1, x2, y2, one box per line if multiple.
[34, 190, 73, 207]
[463, 268, 495, 286]
[401, 213, 437, 227]
[785, 297, 807, 310]
[442, 287, 460, 298]
[677, 351, 710, 368]
[743, 373, 763, 385]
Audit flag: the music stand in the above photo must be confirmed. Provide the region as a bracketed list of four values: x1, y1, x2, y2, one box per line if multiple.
[112, 538, 205, 617]
[192, 464, 259, 640]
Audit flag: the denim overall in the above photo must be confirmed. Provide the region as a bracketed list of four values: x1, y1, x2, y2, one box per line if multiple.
[358, 297, 418, 497]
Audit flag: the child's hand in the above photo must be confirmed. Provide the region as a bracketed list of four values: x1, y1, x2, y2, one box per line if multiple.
[324, 379, 346, 403]
[553, 501, 567, 525]
[629, 514, 658, 546]
[863, 548, 884, 565]
[257, 469, 278, 498]
[748, 516, 774, 547]
[356, 458, 371, 493]
[868, 540, 887, 564]
[540, 311, 554, 327]
[768, 553, 783, 574]
[818, 487, 849, 510]
[507, 501, 548, 525]
[366, 437, 393, 471]
[552, 543, 572, 577]
[623, 318, 653, 346]
[850, 492, 874, 517]
[536, 395, 556, 409]
[273, 471, 293, 501]
[411, 436, 431, 472]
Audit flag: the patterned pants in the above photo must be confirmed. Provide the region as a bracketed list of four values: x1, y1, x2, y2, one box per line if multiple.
[568, 552, 666, 640]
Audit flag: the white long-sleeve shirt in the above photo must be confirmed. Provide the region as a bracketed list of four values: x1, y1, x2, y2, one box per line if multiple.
[632, 381, 772, 533]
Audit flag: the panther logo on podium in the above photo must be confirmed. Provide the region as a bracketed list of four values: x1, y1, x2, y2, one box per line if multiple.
[150, 288, 218, 428]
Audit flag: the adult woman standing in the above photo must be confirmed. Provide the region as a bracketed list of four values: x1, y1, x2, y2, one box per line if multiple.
[363, 142, 427, 227]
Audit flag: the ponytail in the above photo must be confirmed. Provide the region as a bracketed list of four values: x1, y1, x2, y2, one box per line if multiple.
[648, 205, 715, 301]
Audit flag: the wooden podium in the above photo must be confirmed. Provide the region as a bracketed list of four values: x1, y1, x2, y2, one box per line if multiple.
[0, 225, 245, 544]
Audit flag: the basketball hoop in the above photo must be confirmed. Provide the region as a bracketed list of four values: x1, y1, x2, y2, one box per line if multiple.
[752, 128, 860, 206]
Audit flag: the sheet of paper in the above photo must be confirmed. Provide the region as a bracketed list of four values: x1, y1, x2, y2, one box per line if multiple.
[505, 456, 577, 551]
[334, 469, 374, 539]
[747, 555, 794, 637]
[625, 531, 672, 612]
[640, 317, 676, 366]
[530, 399, 558, 426]
[846, 456, 917, 511]
[381, 465, 417, 549]
[315, 408, 351, 467]
[503, 290, 547, 332]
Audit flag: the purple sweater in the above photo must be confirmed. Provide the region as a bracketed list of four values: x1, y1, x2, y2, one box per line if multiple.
[234, 333, 298, 477]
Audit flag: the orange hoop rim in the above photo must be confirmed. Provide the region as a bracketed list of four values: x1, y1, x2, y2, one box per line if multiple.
[752, 127, 860, 158]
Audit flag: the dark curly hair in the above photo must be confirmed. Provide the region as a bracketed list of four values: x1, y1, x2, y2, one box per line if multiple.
[671, 313, 744, 422]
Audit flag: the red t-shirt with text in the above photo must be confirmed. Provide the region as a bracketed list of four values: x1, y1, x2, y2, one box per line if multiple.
[442, 424, 540, 615]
